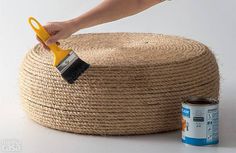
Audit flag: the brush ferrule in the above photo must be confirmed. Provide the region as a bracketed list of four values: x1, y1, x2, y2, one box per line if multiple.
[56, 51, 79, 74]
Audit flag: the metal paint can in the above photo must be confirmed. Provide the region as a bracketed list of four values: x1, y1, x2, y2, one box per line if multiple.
[181, 96, 219, 146]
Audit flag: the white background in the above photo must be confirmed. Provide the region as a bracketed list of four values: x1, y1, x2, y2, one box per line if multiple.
[0, 0, 236, 152]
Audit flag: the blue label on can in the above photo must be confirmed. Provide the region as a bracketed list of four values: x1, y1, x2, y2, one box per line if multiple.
[182, 137, 219, 146]
[182, 107, 190, 118]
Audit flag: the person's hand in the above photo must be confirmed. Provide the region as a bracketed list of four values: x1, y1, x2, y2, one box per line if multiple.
[37, 21, 78, 50]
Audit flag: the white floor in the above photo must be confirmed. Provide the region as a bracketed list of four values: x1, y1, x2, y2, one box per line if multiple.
[0, 89, 236, 153]
[0, 0, 236, 153]
[0, 86, 236, 153]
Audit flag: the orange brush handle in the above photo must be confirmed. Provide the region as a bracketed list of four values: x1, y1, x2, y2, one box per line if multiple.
[28, 17, 70, 66]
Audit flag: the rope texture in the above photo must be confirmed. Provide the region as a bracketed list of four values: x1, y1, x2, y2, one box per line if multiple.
[19, 33, 220, 135]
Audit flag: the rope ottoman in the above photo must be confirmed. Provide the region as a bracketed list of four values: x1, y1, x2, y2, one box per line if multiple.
[19, 33, 220, 135]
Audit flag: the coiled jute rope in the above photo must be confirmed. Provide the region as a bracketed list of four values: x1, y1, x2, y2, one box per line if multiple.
[19, 33, 219, 135]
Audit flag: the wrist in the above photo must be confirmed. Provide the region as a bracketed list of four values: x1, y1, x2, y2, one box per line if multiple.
[65, 19, 81, 33]
[67, 15, 91, 31]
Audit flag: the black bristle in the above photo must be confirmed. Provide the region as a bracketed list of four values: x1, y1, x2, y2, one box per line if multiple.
[61, 58, 90, 84]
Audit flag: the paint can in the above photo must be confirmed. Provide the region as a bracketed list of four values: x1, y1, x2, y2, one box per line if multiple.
[181, 96, 219, 146]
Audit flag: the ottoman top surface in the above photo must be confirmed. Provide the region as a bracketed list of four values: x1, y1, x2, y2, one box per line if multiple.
[32, 33, 208, 66]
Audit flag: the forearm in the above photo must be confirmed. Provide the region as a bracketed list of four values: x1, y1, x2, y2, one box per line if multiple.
[41, 0, 163, 45]
[68, 0, 162, 31]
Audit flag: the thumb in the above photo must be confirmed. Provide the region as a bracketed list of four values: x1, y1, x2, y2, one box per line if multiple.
[45, 33, 62, 45]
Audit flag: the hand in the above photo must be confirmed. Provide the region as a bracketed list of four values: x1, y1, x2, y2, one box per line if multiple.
[37, 20, 78, 50]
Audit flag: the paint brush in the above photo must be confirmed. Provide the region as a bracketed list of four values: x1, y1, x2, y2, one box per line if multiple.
[28, 17, 89, 84]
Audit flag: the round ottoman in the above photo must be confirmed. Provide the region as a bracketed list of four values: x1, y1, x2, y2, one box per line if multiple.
[19, 33, 219, 135]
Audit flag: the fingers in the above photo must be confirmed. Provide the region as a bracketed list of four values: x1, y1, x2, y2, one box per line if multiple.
[35, 22, 63, 50]
[36, 35, 60, 50]
[44, 23, 60, 35]
[45, 32, 63, 45]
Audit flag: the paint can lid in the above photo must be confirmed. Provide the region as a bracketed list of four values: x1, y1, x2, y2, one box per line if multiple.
[183, 96, 219, 105]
